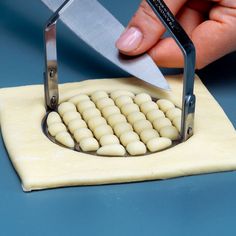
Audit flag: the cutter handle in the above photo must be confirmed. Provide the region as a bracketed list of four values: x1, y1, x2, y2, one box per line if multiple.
[146, 0, 196, 141]
[44, 0, 73, 110]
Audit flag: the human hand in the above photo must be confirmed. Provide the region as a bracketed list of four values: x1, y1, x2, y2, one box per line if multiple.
[116, 0, 236, 69]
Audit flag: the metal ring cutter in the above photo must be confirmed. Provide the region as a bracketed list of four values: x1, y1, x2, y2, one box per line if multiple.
[44, 0, 196, 143]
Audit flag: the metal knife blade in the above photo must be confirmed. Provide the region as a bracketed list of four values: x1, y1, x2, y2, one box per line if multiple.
[41, 0, 170, 90]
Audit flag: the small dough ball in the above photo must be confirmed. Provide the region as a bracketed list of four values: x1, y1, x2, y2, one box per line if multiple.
[107, 113, 126, 127]
[100, 134, 120, 146]
[58, 102, 76, 116]
[96, 97, 115, 110]
[172, 116, 181, 132]
[74, 128, 93, 143]
[156, 99, 175, 113]
[134, 93, 152, 106]
[91, 90, 108, 102]
[133, 119, 152, 134]
[48, 123, 67, 136]
[166, 108, 182, 121]
[110, 90, 135, 100]
[68, 94, 90, 105]
[87, 117, 107, 131]
[147, 137, 172, 152]
[115, 96, 133, 107]
[77, 100, 95, 113]
[140, 129, 159, 144]
[102, 105, 120, 118]
[93, 124, 113, 140]
[153, 117, 172, 131]
[62, 111, 81, 125]
[127, 112, 146, 124]
[80, 137, 99, 152]
[68, 119, 87, 133]
[159, 126, 180, 140]
[82, 108, 101, 122]
[126, 141, 147, 156]
[114, 122, 133, 137]
[97, 144, 126, 157]
[47, 112, 62, 126]
[121, 103, 139, 116]
[140, 101, 159, 115]
[120, 131, 140, 147]
[146, 109, 165, 123]
[55, 131, 75, 148]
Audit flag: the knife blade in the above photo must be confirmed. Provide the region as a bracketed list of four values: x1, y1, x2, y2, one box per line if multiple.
[41, 0, 170, 90]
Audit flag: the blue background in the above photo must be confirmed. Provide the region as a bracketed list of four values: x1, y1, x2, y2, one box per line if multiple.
[0, 0, 236, 235]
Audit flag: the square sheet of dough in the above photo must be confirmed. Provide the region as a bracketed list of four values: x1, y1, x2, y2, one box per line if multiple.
[0, 76, 236, 192]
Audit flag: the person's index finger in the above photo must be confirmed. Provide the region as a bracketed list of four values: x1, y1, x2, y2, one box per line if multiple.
[116, 0, 187, 56]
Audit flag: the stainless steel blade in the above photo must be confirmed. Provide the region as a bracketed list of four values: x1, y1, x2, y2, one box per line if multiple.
[41, 0, 170, 90]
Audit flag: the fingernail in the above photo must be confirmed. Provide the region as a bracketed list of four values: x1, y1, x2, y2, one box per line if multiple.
[116, 27, 143, 52]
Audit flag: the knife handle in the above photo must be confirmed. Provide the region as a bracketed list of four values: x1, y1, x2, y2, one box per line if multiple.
[146, 0, 196, 141]
[44, 0, 73, 110]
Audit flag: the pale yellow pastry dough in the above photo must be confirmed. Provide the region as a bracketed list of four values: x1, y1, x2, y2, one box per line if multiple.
[0, 76, 236, 191]
[97, 144, 126, 157]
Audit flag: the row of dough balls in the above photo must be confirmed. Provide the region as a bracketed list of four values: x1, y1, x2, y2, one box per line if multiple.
[113, 93, 177, 154]
[46, 90, 181, 156]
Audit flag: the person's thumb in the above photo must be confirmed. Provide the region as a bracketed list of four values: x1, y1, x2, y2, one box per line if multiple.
[116, 0, 187, 56]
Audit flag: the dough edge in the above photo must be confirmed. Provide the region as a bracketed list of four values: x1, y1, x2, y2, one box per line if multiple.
[0, 75, 235, 192]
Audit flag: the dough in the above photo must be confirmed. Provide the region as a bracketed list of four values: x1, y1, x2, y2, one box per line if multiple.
[68, 119, 87, 133]
[48, 123, 67, 137]
[79, 137, 99, 152]
[96, 97, 115, 110]
[172, 116, 181, 132]
[107, 113, 126, 127]
[97, 144, 126, 157]
[127, 112, 146, 124]
[120, 131, 140, 147]
[159, 126, 180, 140]
[77, 100, 96, 113]
[147, 137, 172, 152]
[101, 105, 120, 118]
[68, 94, 90, 105]
[62, 111, 81, 125]
[113, 122, 133, 137]
[93, 124, 113, 140]
[140, 129, 159, 144]
[134, 93, 152, 106]
[87, 116, 107, 131]
[126, 141, 147, 156]
[82, 108, 101, 122]
[91, 90, 108, 102]
[47, 112, 62, 126]
[1, 76, 236, 191]
[58, 102, 76, 116]
[140, 101, 159, 114]
[110, 90, 135, 100]
[153, 117, 172, 131]
[99, 134, 120, 146]
[166, 108, 181, 121]
[133, 119, 153, 134]
[73, 128, 93, 143]
[121, 103, 139, 116]
[146, 109, 165, 123]
[55, 131, 75, 148]
[115, 96, 133, 107]
[156, 99, 175, 113]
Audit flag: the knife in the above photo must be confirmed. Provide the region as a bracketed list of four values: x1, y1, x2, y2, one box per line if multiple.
[41, 0, 170, 90]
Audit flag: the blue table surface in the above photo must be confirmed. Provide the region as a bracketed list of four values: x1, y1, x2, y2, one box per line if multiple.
[0, 1, 236, 235]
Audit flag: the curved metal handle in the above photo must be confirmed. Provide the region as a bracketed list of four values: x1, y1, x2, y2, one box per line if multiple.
[146, 0, 196, 141]
[44, 0, 73, 110]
